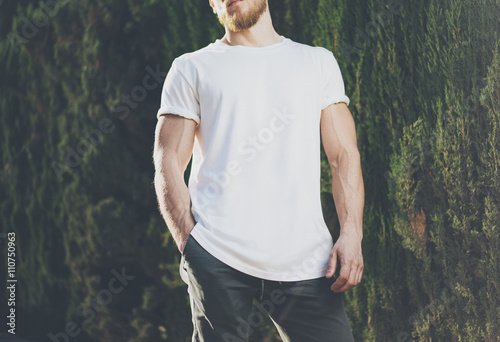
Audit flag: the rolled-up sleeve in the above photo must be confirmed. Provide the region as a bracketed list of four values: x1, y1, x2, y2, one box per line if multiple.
[157, 58, 201, 125]
[321, 50, 350, 110]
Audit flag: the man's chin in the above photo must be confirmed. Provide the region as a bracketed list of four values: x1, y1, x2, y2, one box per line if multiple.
[217, 0, 266, 33]
[219, 18, 252, 32]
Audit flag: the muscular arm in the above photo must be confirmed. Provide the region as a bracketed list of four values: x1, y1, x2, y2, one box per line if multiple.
[320, 102, 365, 292]
[153, 114, 197, 253]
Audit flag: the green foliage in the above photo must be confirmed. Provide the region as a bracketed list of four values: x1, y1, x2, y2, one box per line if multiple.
[383, 1, 500, 341]
[0, 0, 498, 341]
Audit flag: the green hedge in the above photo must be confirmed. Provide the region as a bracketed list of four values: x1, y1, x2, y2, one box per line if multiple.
[1, 0, 498, 340]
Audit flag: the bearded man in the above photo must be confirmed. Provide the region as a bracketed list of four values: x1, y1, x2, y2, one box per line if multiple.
[153, 1, 364, 341]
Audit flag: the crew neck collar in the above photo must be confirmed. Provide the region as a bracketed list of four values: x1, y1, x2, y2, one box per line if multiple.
[214, 35, 290, 52]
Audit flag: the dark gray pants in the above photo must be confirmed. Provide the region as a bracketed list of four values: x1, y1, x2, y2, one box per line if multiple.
[179, 235, 355, 342]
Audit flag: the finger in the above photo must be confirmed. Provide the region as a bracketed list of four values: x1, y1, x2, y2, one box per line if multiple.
[338, 264, 359, 292]
[330, 264, 351, 292]
[356, 264, 364, 284]
[326, 249, 337, 278]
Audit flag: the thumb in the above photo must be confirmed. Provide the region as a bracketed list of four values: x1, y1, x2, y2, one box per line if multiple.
[326, 248, 337, 278]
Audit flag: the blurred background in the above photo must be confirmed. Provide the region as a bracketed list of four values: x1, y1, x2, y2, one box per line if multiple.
[0, 0, 499, 341]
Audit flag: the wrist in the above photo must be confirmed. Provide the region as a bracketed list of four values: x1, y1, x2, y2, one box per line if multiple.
[339, 224, 363, 241]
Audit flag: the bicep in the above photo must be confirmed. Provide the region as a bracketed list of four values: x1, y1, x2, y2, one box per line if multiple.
[154, 114, 197, 172]
[320, 103, 358, 166]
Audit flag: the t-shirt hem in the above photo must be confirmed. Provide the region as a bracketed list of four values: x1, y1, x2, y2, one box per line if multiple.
[190, 228, 329, 282]
[157, 106, 200, 125]
[322, 96, 350, 110]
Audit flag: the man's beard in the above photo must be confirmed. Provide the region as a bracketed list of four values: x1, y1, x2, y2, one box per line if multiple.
[217, 0, 267, 32]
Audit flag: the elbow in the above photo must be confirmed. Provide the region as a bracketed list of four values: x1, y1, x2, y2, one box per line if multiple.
[153, 145, 171, 173]
[329, 146, 360, 171]
[152, 146, 164, 168]
[152, 145, 165, 171]
[153, 146, 184, 181]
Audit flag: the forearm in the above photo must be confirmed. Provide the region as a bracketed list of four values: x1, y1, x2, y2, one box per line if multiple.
[154, 160, 196, 244]
[330, 148, 364, 239]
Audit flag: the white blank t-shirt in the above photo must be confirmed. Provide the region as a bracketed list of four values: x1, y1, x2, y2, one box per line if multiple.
[157, 35, 350, 281]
